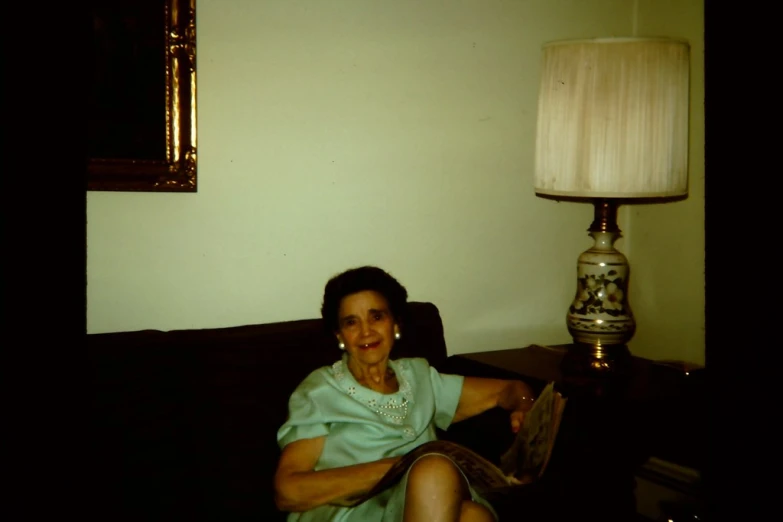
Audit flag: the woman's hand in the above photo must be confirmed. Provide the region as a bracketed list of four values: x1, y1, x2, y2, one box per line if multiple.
[503, 381, 536, 433]
[510, 410, 525, 434]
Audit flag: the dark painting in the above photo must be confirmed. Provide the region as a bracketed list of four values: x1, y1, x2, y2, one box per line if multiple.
[87, 0, 197, 192]
[90, 0, 166, 161]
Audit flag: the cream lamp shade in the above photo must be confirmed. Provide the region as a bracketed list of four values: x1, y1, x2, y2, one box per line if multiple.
[533, 37, 690, 198]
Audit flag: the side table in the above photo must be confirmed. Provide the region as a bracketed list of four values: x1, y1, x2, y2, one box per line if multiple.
[439, 344, 705, 521]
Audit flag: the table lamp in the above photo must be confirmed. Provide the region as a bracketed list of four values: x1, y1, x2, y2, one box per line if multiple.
[533, 37, 691, 368]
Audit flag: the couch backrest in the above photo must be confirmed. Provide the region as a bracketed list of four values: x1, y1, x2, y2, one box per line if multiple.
[87, 302, 448, 521]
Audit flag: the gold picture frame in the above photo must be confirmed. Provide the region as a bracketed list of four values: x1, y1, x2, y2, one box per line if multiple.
[88, 0, 197, 192]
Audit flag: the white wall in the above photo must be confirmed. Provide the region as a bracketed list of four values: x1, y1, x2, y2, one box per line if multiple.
[87, 0, 703, 363]
[625, 0, 705, 364]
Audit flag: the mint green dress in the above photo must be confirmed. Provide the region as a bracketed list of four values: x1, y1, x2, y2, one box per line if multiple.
[277, 355, 498, 522]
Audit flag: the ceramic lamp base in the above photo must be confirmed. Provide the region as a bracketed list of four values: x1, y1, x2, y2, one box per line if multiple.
[566, 200, 635, 352]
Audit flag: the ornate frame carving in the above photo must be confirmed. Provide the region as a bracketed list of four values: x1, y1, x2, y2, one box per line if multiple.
[88, 0, 197, 192]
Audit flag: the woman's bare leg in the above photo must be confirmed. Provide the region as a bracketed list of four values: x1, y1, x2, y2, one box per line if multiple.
[403, 455, 466, 522]
[402, 455, 494, 522]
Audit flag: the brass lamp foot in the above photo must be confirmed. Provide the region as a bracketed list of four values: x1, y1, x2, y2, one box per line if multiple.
[561, 342, 632, 377]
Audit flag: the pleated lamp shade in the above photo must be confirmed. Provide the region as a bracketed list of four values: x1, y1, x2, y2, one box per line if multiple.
[533, 37, 690, 198]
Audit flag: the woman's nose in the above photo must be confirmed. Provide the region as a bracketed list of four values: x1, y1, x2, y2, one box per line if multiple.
[360, 321, 372, 336]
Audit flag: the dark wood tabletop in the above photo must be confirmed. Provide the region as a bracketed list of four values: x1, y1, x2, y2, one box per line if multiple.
[439, 344, 706, 521]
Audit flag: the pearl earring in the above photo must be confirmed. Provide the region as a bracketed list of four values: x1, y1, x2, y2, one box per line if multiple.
[338, 340, 345, 350]
[394, 330, 401, 340]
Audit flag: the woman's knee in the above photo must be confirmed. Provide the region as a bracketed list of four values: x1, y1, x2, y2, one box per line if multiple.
[460, 500, 495, 522]
[406, 455, 467, 496]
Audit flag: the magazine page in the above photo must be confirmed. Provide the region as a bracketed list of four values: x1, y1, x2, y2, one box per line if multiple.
[539, 394, 566, 478]
[499, 381, 557, 480]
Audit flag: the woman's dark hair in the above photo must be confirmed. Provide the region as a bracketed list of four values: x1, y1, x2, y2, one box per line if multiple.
[321, 266, 409, 333]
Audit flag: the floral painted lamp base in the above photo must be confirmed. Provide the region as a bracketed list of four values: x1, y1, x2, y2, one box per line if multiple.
[567, 229, 634, 345]
[565, 201, 635, 372]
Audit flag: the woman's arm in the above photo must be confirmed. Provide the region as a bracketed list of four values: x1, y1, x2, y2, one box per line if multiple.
[452, 377, 535, 431]
[273, 436, 400, 512]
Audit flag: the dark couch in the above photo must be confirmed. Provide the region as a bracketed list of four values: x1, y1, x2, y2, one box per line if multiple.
[86, 302, 523, 521]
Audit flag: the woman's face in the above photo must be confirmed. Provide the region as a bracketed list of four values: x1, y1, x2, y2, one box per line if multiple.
[336, 290, 397, 367]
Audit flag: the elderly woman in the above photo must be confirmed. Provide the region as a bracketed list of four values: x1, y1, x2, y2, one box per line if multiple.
[274, 266, 535, 522]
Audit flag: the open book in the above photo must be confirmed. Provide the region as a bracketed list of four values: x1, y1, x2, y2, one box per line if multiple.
[334, 381, 567, 507]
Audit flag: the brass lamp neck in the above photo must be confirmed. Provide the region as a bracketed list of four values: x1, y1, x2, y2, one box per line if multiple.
[589, 199, 621, 234]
